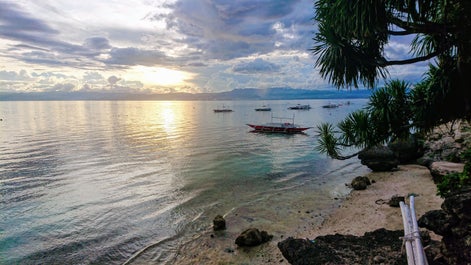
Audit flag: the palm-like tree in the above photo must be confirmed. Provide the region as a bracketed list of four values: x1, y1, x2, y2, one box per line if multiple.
[313, 0, 471, 124]
[316, 80, 413, 159]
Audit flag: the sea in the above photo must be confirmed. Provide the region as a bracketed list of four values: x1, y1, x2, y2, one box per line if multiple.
[0, 99, 370, 264]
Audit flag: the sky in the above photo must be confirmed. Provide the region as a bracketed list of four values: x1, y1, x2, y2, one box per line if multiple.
[0, 0, 430, 95]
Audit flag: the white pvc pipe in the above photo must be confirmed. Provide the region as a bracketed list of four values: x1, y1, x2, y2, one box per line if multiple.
[400, 201, 415, 265]
[410, 196, 428, 265]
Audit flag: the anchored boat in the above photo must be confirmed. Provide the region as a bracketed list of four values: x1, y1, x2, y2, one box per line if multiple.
[247, 115, 310, 134]
[288, 104, 311, 110]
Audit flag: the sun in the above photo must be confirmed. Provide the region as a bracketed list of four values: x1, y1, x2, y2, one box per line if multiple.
[131, 66, 191, 86]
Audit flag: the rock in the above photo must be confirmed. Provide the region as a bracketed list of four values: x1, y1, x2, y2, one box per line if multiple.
[429, 161, 464, 181]
[213, 215, 226, 231]
[235, 228, 272, 247]
[388, 135, 422, 163]
[388, 195, 405, 207]
[418, 210, 454, 236]
[418, 190, 471, 264]
[278, 228, 407, 265]
[351, 176, 371, 190]
[441, 190, 471, 220]
[421, 121, 471, 162]
[358, 145, 399, 171]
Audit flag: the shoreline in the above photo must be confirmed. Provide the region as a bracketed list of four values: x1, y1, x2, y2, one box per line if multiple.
[308, 164, 443, 238]
[167, 164, 443, 265]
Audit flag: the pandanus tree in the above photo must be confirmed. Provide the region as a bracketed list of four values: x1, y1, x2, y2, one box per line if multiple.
[313, 0, 471, 159]
[317, 80, 411, 159]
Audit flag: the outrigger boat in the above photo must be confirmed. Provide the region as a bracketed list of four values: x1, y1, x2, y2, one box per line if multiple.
[288, 104, 311, 110]
[213, 105, 233, 112]
[247, 115, 311, 134]
[254, 105, 271, 111]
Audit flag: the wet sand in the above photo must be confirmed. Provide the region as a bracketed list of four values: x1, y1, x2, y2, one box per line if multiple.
[169, 164, 443, 265]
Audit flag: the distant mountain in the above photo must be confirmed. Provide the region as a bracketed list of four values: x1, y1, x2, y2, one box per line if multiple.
[0, 87, 372, 101]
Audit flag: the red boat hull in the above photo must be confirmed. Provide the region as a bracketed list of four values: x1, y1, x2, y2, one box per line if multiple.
[247, 124, 310, 133]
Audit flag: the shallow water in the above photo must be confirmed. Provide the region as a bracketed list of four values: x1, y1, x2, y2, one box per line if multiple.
[0, 99, 369, 264]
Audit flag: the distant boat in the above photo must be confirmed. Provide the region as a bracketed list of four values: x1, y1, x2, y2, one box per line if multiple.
[288, 104, 311, 110]
[254, 105, 271, 111]
[322, 103, 339, 108]
[213, 105, 233, 112]
[247, 115, 310, 134]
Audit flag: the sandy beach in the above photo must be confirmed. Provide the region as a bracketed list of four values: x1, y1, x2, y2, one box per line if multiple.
[169, 164, 443, 265]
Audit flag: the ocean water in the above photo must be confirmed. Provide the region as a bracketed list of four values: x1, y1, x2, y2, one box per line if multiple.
[0, 99, 369, 264]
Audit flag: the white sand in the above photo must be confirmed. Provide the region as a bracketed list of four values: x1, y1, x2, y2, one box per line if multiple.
[169, 164, 443, 265]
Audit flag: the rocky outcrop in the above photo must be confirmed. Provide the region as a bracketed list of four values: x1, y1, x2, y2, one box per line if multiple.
[358, 145, 399, 171]
[388, 135, 423, 163]
[429, 161, 465, 181]
[235, 228, 272, 247]
[421, 121, 471, 163]
[278, 228, 408, 265]
[419, 190, 471, 265]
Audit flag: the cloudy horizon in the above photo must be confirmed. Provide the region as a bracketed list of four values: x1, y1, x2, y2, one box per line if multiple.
[0, 0, 430, 95]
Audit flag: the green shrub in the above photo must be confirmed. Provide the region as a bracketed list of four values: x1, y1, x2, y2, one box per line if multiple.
[437, 149, 471, 197]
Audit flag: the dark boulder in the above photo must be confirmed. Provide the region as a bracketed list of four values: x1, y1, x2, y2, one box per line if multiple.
[278, 228, 407, 265]
[351, 176, 371, 190]
[358, 146, 399, 171]
[418, 190, 471, 264]
[213, 215, 226, 231]
[419, 210, 454, 236]
[235, 228, 272, 247]
[441, 190, 471, 220]
[388, 135, 423, 163]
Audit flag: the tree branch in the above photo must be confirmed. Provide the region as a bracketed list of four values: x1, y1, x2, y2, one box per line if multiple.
[389, 17, 456, 34]
[387, 30, 413, 36]
[334, 150, 362, 160]
[378, 50, 441, 66]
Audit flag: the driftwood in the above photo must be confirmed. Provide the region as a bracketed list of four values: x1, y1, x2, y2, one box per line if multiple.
[400, 196, 428, 265]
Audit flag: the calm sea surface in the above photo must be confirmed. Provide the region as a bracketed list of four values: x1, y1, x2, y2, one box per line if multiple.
[0, 99, 369, 264]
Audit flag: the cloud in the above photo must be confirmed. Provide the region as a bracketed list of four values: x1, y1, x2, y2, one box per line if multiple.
[107, 75, 121, 85]
[161, 0, 314, 61]
[0, 2, 58, 37]
[232, 58, 280, 73]
[0, 70, 31, 81]
[104, 47, 173, 66]
[83, 37, 111, 51]
[49, 83, 75, 92]
[0, 0, 429, 94]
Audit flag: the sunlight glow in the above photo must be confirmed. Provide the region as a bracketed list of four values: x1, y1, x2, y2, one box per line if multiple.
[131, 66, 191, 87]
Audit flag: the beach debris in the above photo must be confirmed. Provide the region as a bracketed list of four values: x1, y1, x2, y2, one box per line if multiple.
[235, 228, 272, 247]
[224, 247, 234, 253]
[351, 176, 371, 190]
[388, 195, 405, 207]
[358, 145, 399, 171]
[213, 215, 226, 231]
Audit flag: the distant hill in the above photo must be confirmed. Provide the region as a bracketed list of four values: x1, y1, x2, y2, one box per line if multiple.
[0, 87, 372, 101]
